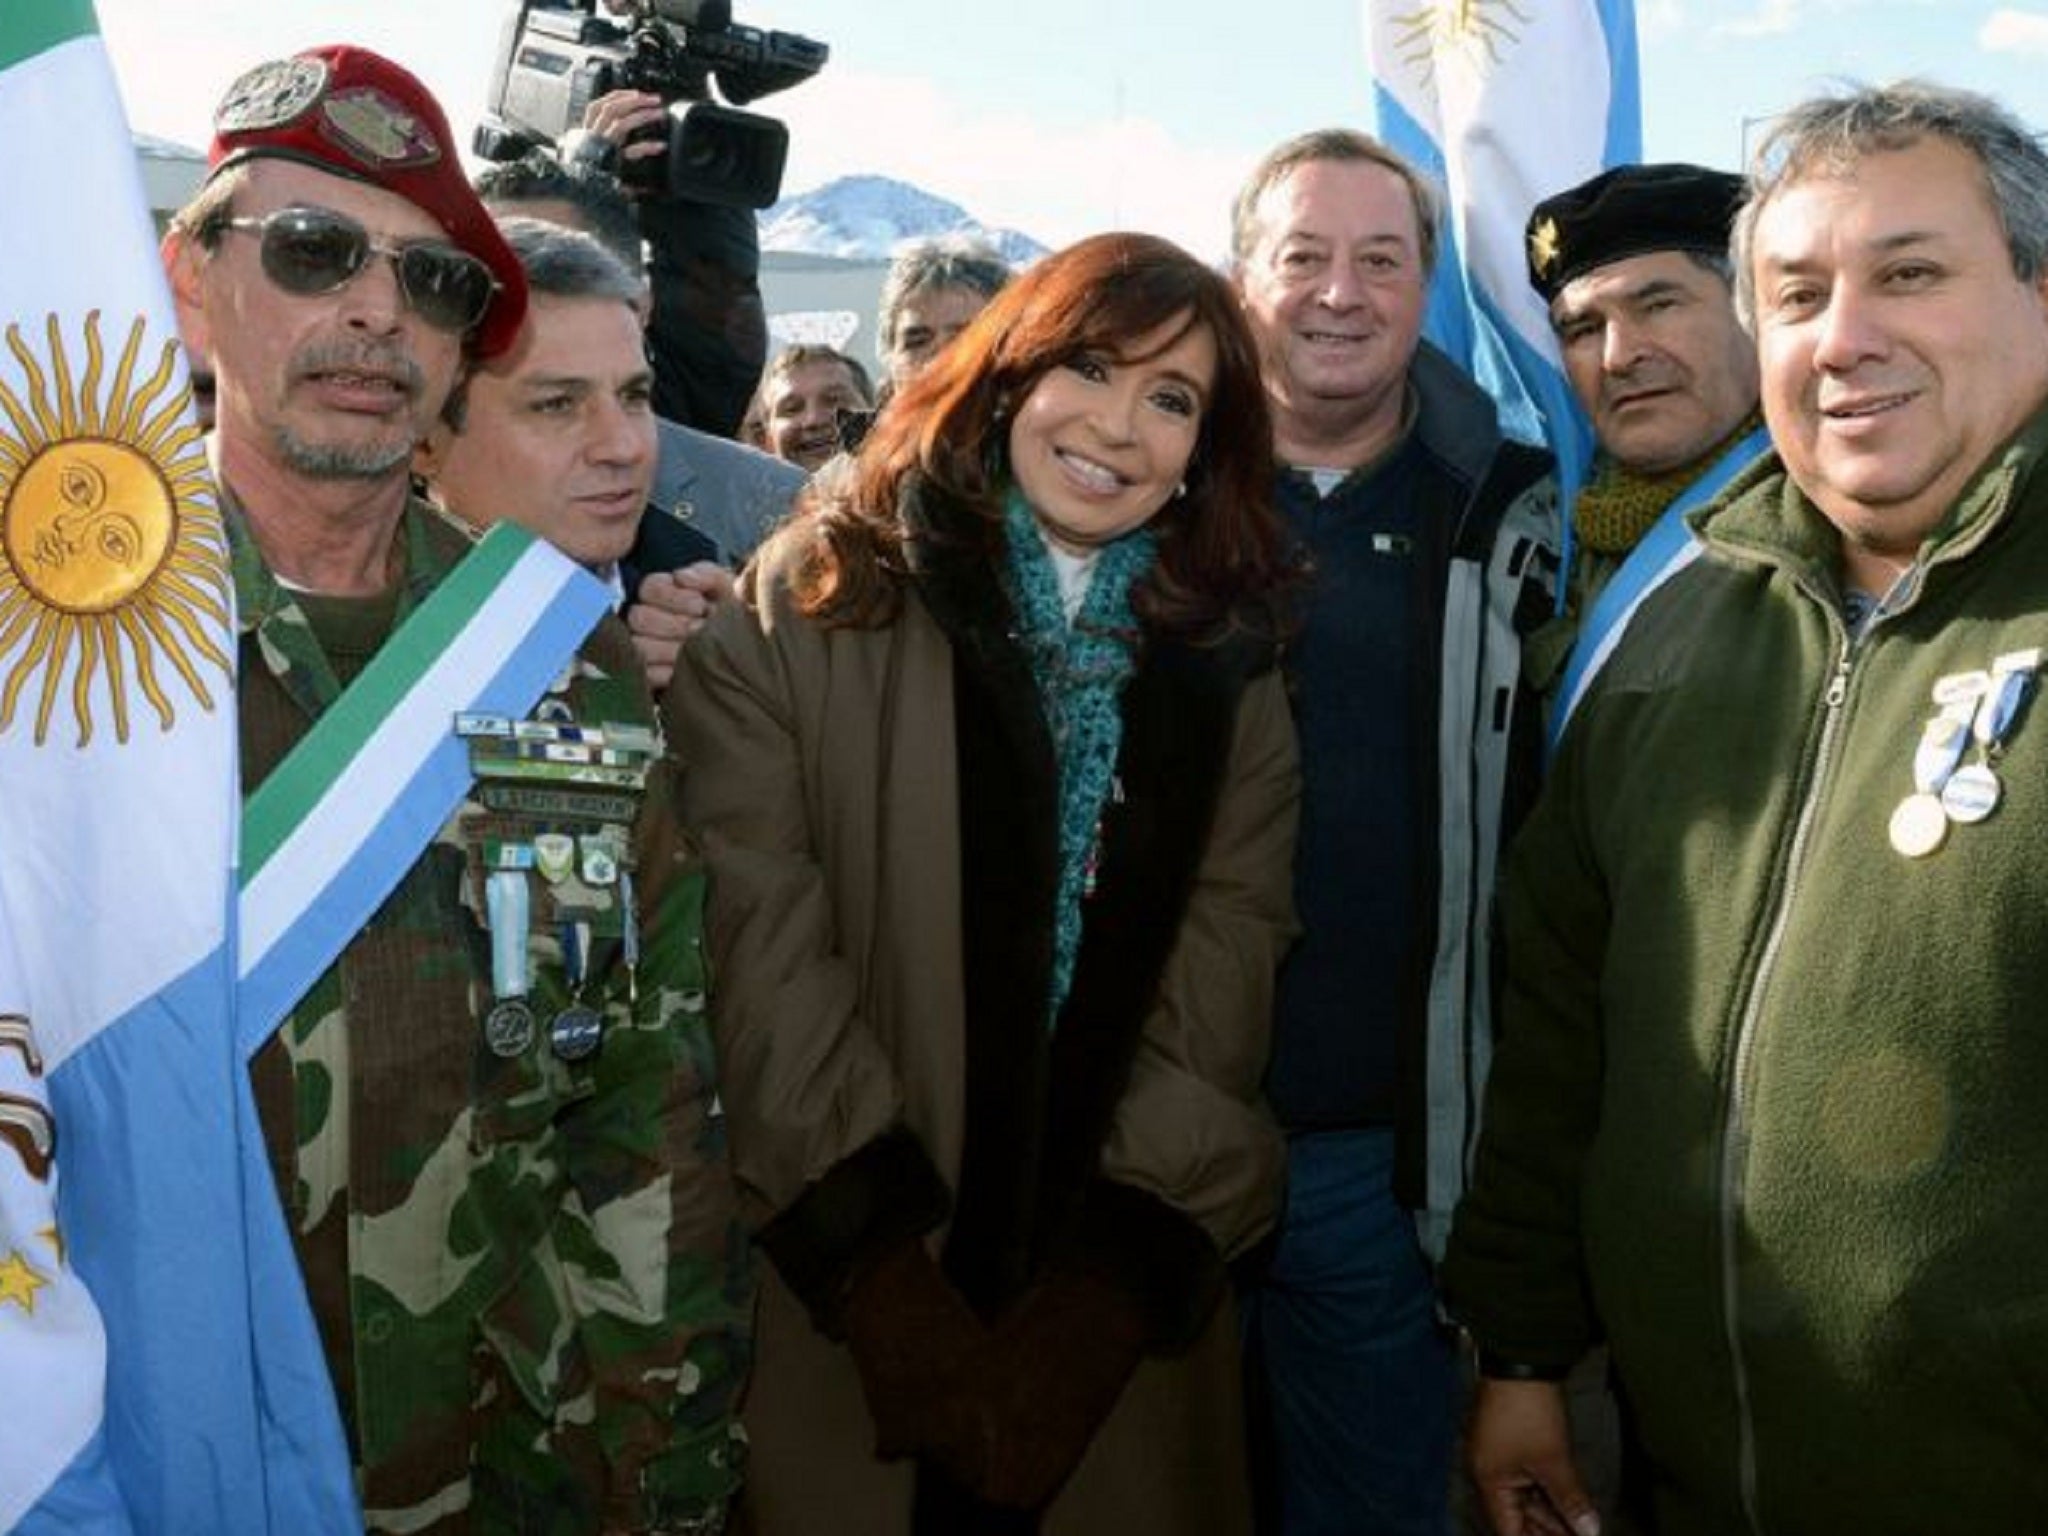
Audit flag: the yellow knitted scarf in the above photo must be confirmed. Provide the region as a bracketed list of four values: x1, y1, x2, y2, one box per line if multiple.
[1573, 411, 1764, 555]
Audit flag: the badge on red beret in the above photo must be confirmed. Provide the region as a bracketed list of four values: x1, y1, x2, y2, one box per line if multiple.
[213, 57, 329, 136]
[321, 89, 441, 169]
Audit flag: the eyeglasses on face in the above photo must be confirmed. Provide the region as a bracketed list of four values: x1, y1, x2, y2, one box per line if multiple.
[220, 205, 497, 335]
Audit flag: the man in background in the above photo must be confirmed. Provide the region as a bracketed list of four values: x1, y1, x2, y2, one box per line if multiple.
[1525, 163, 1766, 735]
[477, 150, 804, 688]
[745, 343, 874, 473]
[417, 218, 659, 582]
[1229, 128, 1558, 1535]
[874, 235, 1011, 394]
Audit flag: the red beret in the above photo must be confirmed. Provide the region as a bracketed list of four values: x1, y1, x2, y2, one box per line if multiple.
[206, 45, 526, 359]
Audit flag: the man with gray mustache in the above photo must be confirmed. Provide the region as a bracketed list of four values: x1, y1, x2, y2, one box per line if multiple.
[263, 334, 430, 476]
[165, 43, 747, 1534]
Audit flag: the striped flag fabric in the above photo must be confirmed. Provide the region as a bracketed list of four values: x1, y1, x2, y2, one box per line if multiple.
[0, 3, 355, 1530]
[0, 923, 122, 1533]
[1365, 0, 1642, 504]
[239, 523, 613, 1047]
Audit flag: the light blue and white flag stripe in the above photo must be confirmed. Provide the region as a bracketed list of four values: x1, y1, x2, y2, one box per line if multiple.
[1548, 422, 1771, 746]
[0, 5, 356, 1530]
[1366, 0, 1642, 515]
[238, 526, 611, 1047]
[0, 917, 120, 1534]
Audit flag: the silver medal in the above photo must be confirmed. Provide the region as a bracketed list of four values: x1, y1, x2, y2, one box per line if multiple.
[484, 998, 537, 1057]
[1888, 792, 1948, 858]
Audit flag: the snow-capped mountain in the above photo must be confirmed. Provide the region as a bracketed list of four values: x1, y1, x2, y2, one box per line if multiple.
[761, 174, 1048, 265]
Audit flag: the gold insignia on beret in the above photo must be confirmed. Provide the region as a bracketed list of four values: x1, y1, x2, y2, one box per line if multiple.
[214, 56, 329, 135]
[1528, 216, 1562, 279]
[320, 88, 441, 169]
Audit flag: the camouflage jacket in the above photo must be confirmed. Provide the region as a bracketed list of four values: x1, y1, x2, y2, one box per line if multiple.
[231, 495, 749, 1535]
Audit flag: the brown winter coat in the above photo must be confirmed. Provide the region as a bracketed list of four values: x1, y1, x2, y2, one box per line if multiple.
[667, 482, 1298, 1535]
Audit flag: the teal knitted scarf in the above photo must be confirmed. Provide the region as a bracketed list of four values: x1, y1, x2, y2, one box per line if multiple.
[1000, 489, 1156, 1027]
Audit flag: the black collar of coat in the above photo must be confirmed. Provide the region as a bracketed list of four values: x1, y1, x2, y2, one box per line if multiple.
[892, 474, 1270, 1314]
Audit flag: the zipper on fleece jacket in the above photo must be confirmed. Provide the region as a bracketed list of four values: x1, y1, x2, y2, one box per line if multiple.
[1715, 626, 1854, 1535]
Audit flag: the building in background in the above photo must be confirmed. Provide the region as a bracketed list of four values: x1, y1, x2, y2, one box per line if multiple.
[136, 133, 203, 234]
[759, 250, 888, 373]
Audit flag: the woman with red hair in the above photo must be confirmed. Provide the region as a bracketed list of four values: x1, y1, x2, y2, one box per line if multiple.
[668, 231, 1299, 1535]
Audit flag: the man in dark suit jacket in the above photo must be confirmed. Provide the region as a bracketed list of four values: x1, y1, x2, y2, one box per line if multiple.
[476, 145, 806, 688]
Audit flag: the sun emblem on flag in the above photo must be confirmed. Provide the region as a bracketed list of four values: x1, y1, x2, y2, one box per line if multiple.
[1390, 0, 1533, 84]
[0, 312, 229, 746]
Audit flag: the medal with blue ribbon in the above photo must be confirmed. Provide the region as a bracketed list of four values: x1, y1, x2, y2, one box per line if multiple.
[1890, 649, 2039, 857]
[483, 869, 537, 1056]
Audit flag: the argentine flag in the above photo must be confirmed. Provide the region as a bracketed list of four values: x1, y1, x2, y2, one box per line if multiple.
[1366, 0, 1641, 506]
[0, 3, 356, 1530]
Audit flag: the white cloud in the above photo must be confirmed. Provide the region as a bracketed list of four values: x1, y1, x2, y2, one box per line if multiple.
[1714, 0, 1801, 39]
[1980, 8, 2048, 56]
[774, 68, 1253, 262]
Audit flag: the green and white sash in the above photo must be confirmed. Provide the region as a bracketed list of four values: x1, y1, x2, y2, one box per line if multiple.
[237, 525, 611, 1053]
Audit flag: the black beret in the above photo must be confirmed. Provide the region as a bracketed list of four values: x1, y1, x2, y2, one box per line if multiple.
[1526, 162, 1746, 305]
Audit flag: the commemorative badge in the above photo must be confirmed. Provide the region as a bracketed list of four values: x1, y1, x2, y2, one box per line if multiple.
[214, 56, 329, 134]
[456, 692, 660, 1057]
[534, 832, 577, 885]
[320, 87, 441, 168]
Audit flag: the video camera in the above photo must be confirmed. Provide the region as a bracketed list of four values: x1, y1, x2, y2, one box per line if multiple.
[475, 0, 828, 209]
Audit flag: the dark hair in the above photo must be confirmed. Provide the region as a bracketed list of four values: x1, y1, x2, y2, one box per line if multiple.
[789, 231, 1289, 643]
[474, 153, 645, 275]
[441, 219, 645, 431]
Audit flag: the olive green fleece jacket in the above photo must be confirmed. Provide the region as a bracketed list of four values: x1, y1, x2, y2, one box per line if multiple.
[1443, 401, 2048, 1536]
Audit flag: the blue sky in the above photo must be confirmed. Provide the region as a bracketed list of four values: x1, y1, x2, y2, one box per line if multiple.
[96, 0, 2048, 257]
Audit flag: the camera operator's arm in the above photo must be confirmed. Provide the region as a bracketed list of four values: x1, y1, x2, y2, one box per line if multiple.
[572, 88, 770, 440]
[641, 183, 768, 439]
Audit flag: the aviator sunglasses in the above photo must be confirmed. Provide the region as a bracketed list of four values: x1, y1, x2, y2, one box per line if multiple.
[221, 206, 497, 335]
